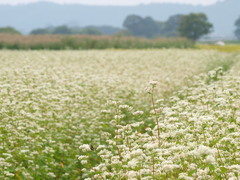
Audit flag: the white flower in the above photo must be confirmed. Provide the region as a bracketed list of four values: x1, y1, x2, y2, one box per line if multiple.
[119, 105, 132, 111]
[131, 122, 144, 127]
[81, 160, 88, 165]
[143, 143, 158, 149]
[78, 155, 88, 160]
[178, 173, 194, 180]
[101, 110, 111, 114]
[228, 165, 240, 171]
[47, 172, 56, 178]
[132, 111, 144, 115]
[114, 114, 125, 119]
[4, 171, 15, 177]
[205, 155, 216, 164]
[127, 170, 137, 178]
[128, 159, 138, 168]
[162, 164, 181, 172]
[194, 145, 216, 156]
[144, 87, 152, 93]
[130, 149, 144, 157]
[149, 80, 159, 86]
[79, 144, 91, 152]
[140, 169, 151, 175]
[236, 117, 240, 124]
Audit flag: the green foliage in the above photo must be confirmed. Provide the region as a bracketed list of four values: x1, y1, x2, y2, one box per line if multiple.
[30, 28, 51, 35]
[178, 13, 213, 41]
[0, 26, 21, 34]
[155, 21, 165, 35]
[162, 14, 183, 37]
[80, 26, 121, 35]
[52, 25, 72, 35]
[30, 25, 119, 35]
[79, 27, 102, 35]
[0, 35, 194, 50]
[234, 16, 240, 39]
[123, 13, 212, 39]
[123, 15, 160, 38]
[95, 26, 121, 35]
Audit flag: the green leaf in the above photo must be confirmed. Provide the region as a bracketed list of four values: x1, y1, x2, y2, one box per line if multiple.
[220, 167, 228, 173]
[209, 164, 215, 171]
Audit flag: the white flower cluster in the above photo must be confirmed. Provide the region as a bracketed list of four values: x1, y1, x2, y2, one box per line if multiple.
[0, 49, 237, 178]
[79, 144, 91, 152]
[81, 60, 240, 179]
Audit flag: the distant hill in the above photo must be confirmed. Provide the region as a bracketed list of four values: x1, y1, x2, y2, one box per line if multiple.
[0, 0, 239, 38]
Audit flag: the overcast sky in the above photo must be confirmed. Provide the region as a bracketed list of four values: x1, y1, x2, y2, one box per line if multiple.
[0, 0, 224, 6]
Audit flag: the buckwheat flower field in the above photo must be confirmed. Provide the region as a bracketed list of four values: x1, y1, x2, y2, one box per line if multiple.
[0, 50, 239, 179]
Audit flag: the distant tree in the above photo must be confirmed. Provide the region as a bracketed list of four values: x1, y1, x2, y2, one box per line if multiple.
[163, 14, 183, 37]
[30, 25, 120, 36]
[80, 27, 102, 35]
[0, 26, 21, 34]
[30, 28, 50, 35]
[70, 27, 82, 34]
[155, 21, 165, 35]
[123, 15, 159, 38]
[123, 15, 144, 36]
[52, 25, 71, 34]
[178, 13, 213, 41]
[234, 16, 240, 39]
[95, 26, 121, 35]
[143, 17, 160, 38]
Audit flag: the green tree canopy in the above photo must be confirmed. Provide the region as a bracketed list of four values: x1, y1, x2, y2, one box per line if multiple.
[80, 27, 102, 35]
[52, 25, 72, 34]
[0, 26, 21, 34]
[234, 16, 240, 39]
[178, 13, 213, 41]
[123, 15, 159, 38]
[30, 28, 51, 35]
[163, 14, 183, 37]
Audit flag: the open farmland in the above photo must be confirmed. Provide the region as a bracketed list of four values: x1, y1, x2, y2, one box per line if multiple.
[0, 50, 239, 179]
[0, 35, 194, 50]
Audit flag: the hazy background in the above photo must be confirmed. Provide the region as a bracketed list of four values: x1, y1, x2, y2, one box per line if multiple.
[0, 0, 239, 39]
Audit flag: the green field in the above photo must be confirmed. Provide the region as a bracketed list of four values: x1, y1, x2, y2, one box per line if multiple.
[0, 50, 239, 179]
[0, 35, 194, 50]
[197, 44, 240, 53]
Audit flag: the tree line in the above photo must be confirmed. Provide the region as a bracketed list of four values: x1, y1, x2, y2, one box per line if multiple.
[29, 13, 213, 40]
[29, 25, 121, 36]
[0, 13, 240, 41]
[123, 13, 213, 40]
